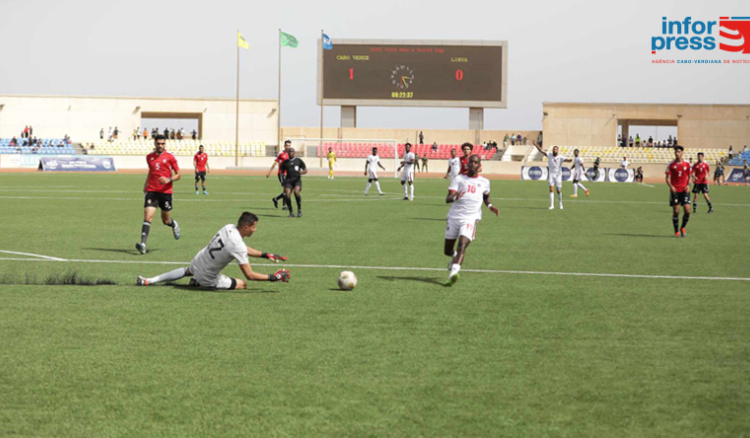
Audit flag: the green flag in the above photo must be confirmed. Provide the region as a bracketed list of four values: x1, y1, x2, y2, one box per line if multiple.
[280, 31, 298, 48]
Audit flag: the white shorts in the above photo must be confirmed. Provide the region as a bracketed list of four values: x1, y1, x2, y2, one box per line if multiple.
[445, 218, 479, 242]
[401, 169, 414, 183]
[190, 265, 236, 290]
[548, 174, 562, 187]
[368, 170, 379, 180]
[573, 170, 583, 181]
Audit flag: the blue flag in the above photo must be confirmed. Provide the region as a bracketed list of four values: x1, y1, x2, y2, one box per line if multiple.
[322, 33, 333, 50]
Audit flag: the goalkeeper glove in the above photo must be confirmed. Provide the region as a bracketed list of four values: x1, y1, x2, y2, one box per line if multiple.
[262, 252, 288, 263]
[268, 269, 290, 282]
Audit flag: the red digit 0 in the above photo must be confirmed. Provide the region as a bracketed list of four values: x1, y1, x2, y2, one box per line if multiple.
[455, 69, 464, 81]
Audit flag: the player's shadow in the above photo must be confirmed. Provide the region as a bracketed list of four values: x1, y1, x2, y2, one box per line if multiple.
[411, 218, 446, 222]
[84, 247, 161, 255]
[377, 275, 444, 285]
[167, 284, 279, 294]
[254, 213, 289, 219]
[503, 206, 550, 210]
[606, 233, 675, 239]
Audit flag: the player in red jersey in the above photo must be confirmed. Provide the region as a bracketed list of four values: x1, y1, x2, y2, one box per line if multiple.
[458, 142, 482, 175]
[266, 140, 291, 210]
[193, 145, 209, 195]
[136, 135, 182, 254]
[665, 145, 692, 237]
[691, 152, 713, 214]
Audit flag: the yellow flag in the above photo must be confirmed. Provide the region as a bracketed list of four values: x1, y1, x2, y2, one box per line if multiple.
[237, 31, 249, 49]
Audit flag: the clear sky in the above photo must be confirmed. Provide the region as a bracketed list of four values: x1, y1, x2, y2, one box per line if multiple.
[0, 0, 746, 132]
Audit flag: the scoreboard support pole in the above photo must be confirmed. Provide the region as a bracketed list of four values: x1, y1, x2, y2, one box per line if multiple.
[469, 108, 484, 145]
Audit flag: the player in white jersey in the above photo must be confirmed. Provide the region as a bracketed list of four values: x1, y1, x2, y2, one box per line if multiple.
[570, 149, 590, 198]
[444, 148, 461, 183]
[136, 212, 290, 290]
[364, 147, 387, 195]
[533, 141, 572, 210]
[444, 155, 499, 286]
[396, 142, 417, 200]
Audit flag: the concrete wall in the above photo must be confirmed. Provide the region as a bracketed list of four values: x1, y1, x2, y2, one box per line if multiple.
[0, 94, 277, 144]
[543, 102, 750, 149]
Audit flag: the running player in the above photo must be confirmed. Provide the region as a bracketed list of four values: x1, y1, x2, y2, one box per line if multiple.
[444, 155, 499, 286]
[444, 148, 461, 183]
[691, 152, 714, 214]
[713, 160, 724, 185]
[136, 212, 290, 289]
[396, 143, 417, 200]
[280, 148, 307, 218]
[532, 141, 572, 210]
[193, 145, 209, 195]
[666, 145, 692, 237]
[364, 147, 386, 195]
[135, 135, 181, 255]
[570, 149, 589, 198]
[266, 140, 291, 210]
[327, 147, 337, 179]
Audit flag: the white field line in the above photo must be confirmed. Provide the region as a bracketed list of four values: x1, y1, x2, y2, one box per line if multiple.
[0, 257, 748, 282]
[0, 250, 67, 261]
[1, 194, 749, 207]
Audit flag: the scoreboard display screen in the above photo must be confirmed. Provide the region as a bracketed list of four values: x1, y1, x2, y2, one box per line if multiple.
[319, 40, 507, 108]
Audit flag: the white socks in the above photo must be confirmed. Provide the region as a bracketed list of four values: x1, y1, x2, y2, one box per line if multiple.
[365, 182, 371, 194]
[578, 182, 587, 192]
[573, 184, 578, 196]
[403, 184, 408, 197]
[410, 184, 414, 199]
[549, 192, 555, 207]
[375, 181, 382, 194]
[558, 190, 563, 208]
[449, 263, 461, 277]
[148, 267, 188, 284]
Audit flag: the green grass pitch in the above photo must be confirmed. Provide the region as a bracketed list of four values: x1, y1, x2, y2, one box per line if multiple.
[0, 172, 749, 437]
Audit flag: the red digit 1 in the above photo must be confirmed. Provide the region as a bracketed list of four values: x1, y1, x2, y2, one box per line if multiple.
[455, 69, 463, 81]
[349, 68, 354, 80]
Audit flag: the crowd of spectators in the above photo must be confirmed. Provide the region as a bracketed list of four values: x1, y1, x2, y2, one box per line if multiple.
[99, 127, 199, 142]
[618, 134, 677, 148]
[503, 133, 528, 147]
[9, 130, 70, 150]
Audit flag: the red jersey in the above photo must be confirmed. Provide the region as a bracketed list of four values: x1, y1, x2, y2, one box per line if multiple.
[692, 161, 709, 184]
[666, 160, 691, 192]
[459, 156, 470, 175]
[194, 152, 208, 172]
[146, 151, 179, 193]
[275, 150, 289, 175]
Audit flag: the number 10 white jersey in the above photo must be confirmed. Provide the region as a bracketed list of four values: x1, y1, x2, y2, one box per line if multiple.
[189, 224, 249, 281]
[447, 174, 491, 222]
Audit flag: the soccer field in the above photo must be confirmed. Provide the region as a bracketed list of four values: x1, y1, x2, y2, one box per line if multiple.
[1, 172, 749, 437]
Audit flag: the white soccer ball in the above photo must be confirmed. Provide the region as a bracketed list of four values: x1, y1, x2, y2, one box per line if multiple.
[338, 271, 357, 291]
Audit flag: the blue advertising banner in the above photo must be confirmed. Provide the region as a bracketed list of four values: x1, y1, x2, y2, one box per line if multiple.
[40, 156, 116, 172]
[726, 168, 748, 184]
[521, 166, 548, 181]
[607, 168, 634, 183]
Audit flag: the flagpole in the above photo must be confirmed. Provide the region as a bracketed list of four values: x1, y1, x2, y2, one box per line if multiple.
[277, 28, 282, 151]
[235, 30, 240, 168]
[319, 29, 324, 168]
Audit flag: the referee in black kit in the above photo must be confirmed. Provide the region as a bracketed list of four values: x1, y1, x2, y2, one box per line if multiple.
[280, 148, 307, 218]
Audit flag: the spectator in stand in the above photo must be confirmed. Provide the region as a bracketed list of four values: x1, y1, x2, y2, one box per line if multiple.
[113, 126, 119, 140]
[674, 136, 678, 145]
[170, 129, 176, 140]
[100, 128, 104, 139]
[107, 127, 113, 142]
[523, 136, 528, 145]
[728, 145, 734, 161]
[617, 134, 622, 147]
[23, 126, 29, 138]
[431, 141, 438, 152]
[419, 131, 424, 144]
[163, 127, 169, 138]
[421, 154, 428, 172]
[10, 136, 17, 147]
[191, 129, 198, 140]
[648, 136, 653, 147]
[627, 136, 633, 147]
[621, 156, 629, 169]
[635, 134, 641, 148]
[64, 134, 70, 144]
[143, 128, 149, 140]
[133, 128, 139, 140]
[503, 133, 509, 148]
[510, 133, 515, 146]
[537, 132, 543, 147]
[57, 141, 64, 148]
[29, 126, 33, 138]
[517, 134, 522, 145]
[743, 145, 748, 155]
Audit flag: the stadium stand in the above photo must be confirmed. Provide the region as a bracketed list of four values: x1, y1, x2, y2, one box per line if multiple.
[86, 139, 267, 157]
[0, 138, 76, 155]
[316, 142, 497, 160]
[728, 150, 750, 166]
[546, 146, 726, 165]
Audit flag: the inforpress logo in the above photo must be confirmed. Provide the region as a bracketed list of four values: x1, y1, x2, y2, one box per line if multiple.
[651, 16, 750, 54]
